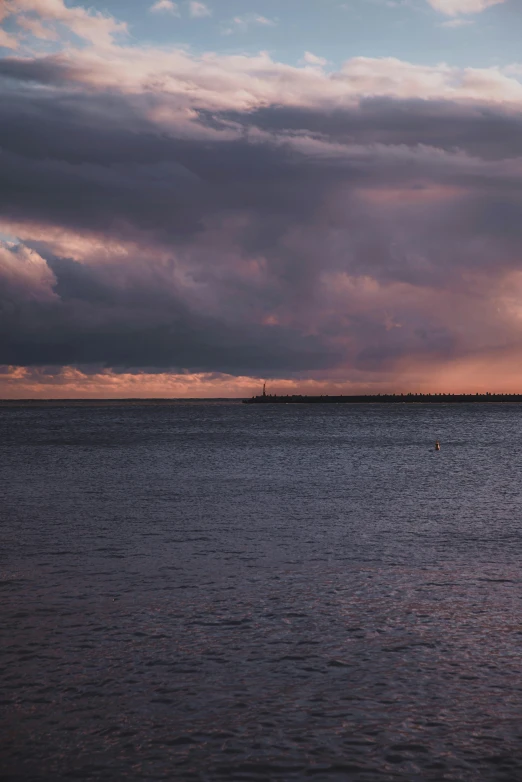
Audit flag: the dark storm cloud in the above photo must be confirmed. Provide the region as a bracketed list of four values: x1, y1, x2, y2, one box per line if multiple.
[0, 71, 519, 271]
[1, 56, 522, 376]
[0, 82, 349, 242]
[3, 56, 522, 161]
[218, 99, 522, 161]
[0, 72, 519, 247]
[0, 54, 90, 86]
[0, 251, 340, 373]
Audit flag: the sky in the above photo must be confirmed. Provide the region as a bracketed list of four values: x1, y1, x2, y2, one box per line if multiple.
[0, 0, 521, 398]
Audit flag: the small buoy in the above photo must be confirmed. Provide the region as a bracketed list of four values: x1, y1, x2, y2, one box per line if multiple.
[435, 441, 440, 451]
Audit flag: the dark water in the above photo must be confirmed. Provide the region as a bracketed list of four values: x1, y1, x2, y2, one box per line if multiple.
[2, 402, 522, 781]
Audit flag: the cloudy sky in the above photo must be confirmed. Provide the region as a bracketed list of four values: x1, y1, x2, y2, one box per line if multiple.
[0, 0, 521, 397]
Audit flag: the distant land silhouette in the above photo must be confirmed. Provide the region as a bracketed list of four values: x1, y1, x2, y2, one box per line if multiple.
[243, 393, 522, 404]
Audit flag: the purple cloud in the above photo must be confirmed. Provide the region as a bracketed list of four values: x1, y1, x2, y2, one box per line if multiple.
[1, 37, 522, 391]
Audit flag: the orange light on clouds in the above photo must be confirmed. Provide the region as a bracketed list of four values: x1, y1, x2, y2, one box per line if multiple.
[2, 352, 522, 399]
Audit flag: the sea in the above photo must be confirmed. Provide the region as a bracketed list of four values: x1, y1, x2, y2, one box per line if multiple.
[2, 400, 522, 781]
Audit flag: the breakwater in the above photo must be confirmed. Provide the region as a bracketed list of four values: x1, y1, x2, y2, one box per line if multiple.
[243, 393, 522, 404]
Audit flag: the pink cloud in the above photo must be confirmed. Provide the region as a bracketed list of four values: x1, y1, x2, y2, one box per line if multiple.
[4, 0, 128, 47]
[0, 242, 57, 301]
[1, 3, 522, 394]
[16, 14, 58, 40]
[428, 0, 505, 16]
[4, 353, 522, 398]
[0, 29, 18, 49]
[189, 2, 211, 19]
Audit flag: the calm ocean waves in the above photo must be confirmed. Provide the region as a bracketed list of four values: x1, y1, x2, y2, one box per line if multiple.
[2, 402, 522, 780]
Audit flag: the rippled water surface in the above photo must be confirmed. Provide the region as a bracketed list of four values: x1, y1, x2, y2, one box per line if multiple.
[2, 401, 522, 781]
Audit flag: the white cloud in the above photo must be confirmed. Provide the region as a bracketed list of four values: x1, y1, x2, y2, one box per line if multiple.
[0, 5, 11, 23]
[440, 17, 474, 25]
[2, 0, 128, 47]
[428, 0, 505, 16]
[17, 46, 522, 113]
[0, 28, 19, 49]
[222, 13, 277, 34]
[16, 14, 59, 39]
[150, 0, 180, 14]
[1, 6, 521, 112]
[0, 0, 18, 47]
[189, 1, 211, 17]
[302, 51, 327, 66]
